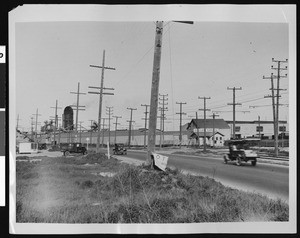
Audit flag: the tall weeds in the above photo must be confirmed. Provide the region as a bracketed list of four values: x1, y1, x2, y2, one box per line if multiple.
[16, 154, 289, 223]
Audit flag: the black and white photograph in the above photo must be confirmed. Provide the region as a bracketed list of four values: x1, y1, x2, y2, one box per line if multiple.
[9, 5, 296, 234]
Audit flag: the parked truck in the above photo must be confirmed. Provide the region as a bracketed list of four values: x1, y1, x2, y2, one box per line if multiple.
[60, 143, 87, 156]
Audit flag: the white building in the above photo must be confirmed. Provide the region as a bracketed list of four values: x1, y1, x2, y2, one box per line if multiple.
[225, 120, 288, 139]
[186, 118, 231, 144]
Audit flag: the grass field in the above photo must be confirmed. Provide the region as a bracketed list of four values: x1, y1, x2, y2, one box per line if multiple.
[16, 153, 288, 223]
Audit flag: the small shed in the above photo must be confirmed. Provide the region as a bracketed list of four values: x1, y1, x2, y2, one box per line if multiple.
[18, 142, 38, 154]
[209, 132, 225, 147]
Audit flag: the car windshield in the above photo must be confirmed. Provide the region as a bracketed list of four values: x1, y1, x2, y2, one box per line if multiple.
[230, 141, 250, 150]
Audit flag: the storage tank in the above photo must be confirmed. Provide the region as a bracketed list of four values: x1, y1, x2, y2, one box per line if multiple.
[62, 106, 74, 130]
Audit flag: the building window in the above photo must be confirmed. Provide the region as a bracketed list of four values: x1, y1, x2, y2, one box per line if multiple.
[216, 137, 218, 140]
[256, 126, 263, 132]
[279, 126, 286, 132]
[235, 126, 240, 132]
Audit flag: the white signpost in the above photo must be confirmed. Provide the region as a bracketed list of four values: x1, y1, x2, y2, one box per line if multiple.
[107, 142, 110, 159]
[86, 138, 89, 151]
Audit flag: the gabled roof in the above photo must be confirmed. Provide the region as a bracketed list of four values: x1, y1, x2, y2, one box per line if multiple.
[188, 119, 230, 130]
[225, 120, 287, 124]
[190, 131, 225, 139]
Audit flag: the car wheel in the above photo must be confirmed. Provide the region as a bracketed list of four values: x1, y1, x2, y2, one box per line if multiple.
[251, 160, 257, 166]
[65, 151, 70, 156]
[223, 155, 228, 164]
[236, 156, 242, 166]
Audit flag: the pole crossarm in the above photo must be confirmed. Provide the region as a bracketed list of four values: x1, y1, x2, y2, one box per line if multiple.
[90, 65, 116, 70]
[88, 86, 115, 90]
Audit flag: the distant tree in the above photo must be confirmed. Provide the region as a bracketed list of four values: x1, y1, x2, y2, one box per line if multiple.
[90, 121, 98, 132]
[41, 120, 55, 134]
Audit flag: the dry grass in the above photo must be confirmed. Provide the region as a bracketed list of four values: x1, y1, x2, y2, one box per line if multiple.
[16, 153, 288, 223]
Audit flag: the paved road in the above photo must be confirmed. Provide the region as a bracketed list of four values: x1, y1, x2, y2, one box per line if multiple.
[118, 150, 289, 202]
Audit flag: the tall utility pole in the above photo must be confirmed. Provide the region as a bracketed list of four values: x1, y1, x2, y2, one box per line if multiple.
[141, 104, 150, 148]
[147, 21, 163, 163]
[32, 109, 41, 144]
[159, 94, 168, 148]
[127, 107, 137, 148]
[147, 21, 193, 165]
[89, 50, 116, 153]
[50, 100, 62, 146]
[113, 115, 122, 144]
[30, 116, 34, 141]
[263, 73, 277, 144]
[227, 87, 242, 139]
[198, 97, 211, 152]
[176, 102, 187, 148]
[106, 106, 113, 146]
[70, 82, 86, 131]
[89, 120, 94, 145]
[209, 112, 219, 148]
[271, 58, 288, 157]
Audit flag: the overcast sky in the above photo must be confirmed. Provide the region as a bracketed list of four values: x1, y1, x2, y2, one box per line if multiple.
[15, 20, 289, 132]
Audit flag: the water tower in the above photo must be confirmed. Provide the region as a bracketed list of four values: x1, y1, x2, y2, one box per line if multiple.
[62, 106, 74, 130]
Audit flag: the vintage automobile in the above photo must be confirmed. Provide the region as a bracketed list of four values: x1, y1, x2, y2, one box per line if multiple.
[61, 143, 87, 156]
[223, 139, 258, 166]
[113, 143, 127, 155]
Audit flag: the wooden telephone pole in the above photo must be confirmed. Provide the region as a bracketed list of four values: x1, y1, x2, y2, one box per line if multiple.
[209, 112, 219, 148]
[50, 100, 62, 146]
[176, 102, 187, 148]
[198, 97, 211, 152]
[113, 115, 122, 144]
[88, 50, 115, 153]
[147, 21, 164, 164]
[127, 107, 137, 148]
[89, 119, 94, 145]
[141, 104, 150, 148]
[147, 21, 193, 165]
[70, 82, 86, 131]
[106, 106, 113, 146]
[227, 87, 242, 139]
[271, 58, 288, 157]
[32, 109, 41, 144]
